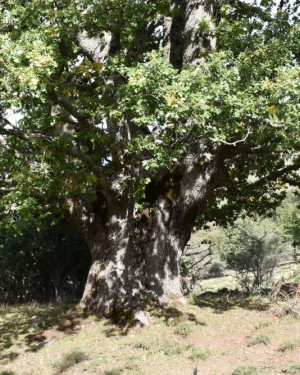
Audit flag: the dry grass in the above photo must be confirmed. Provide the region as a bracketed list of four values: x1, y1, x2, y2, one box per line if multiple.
[54, 350, 88, 373]
[248, 334, 271, 347]
[286, 364, 300, 374]
[0, 263, 299, 375]
[230, 366, 261, 375]
[279, 338, 300, 353]
[0, 294, 299, 375]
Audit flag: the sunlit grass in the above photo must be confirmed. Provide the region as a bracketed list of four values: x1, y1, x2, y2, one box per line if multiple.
[248, 334, 271, 347]
[0, 290, 299, 375]
[279, 338, 300, 353]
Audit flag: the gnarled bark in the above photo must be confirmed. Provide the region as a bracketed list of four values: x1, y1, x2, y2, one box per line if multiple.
[78, 147, 225, 315]
[73, 0, 220, 316]
[80, 199, 187, 315]
[164, 0, 216, 68]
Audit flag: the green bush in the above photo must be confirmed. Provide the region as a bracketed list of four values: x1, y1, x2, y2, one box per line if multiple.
[221, 218, 285, 291]
[0, 219, 91, 303]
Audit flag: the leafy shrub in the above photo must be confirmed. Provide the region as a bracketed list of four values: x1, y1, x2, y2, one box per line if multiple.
[104, 369, 123, 375]
[0, 219, 91, 303]
[221, 218, 285, 291]
[160, 341, 186, 356]
[254, 321, 271, 330]
[206, 261, 225, 278]
[181, 227, 226, 292]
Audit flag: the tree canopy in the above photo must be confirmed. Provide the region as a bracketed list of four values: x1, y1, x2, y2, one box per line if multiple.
[0, 0, 299, 313]
[0, 0, 299, 223]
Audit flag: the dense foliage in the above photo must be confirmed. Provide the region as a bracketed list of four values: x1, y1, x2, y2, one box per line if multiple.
[0, 0, 299, 310]
[275, 189, 300, 260]
[0, 0, 299, 223]
[0, 219, 91, 303]
[221, 217, 285, 290]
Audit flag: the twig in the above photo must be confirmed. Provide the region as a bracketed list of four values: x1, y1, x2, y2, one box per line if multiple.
[209, 127, 252, 146]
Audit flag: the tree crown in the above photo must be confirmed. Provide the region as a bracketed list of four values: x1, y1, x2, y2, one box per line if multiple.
[0, 0, 299, 225]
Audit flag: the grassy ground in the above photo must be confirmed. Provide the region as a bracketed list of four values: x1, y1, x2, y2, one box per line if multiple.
[0, 293, 299, 375]
[193, 263, 300, 295]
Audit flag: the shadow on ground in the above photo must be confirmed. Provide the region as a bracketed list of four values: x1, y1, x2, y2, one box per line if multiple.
[101, 302, 207, 338]
[192, 289, 271, 313]
[53, 350, 89, 374]
[0, 301, 90, 363]
[151, 306, 207, 326]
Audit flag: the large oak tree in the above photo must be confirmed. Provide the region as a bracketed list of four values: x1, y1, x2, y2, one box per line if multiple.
[0, 0, 299, 317]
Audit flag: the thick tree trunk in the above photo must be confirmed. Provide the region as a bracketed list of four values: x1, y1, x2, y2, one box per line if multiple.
[164, 0, 216, 68]
[79, 152, 224, 315]
[80, 199, 188, 315]
[75, 0, 221, 316]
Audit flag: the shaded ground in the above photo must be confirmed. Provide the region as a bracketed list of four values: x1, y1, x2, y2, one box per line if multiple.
[0, 302, 87, 363]
[0, 295, 299, 375]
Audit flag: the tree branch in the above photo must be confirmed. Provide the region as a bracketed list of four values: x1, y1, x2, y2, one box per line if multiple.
[50, 93, 104, 135]
[0, 186, 17, 191]
[0, 24, 13, 34]
[186, 251, 212, 271]
[66, 146, 112, 191]
[249, 163, 300, 189]
[209, 127, 252, 147]
[1, 114, 111, 191]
